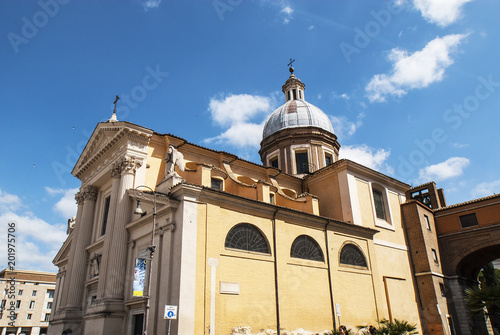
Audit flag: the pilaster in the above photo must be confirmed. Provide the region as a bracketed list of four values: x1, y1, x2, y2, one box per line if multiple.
[66, 185, 98, 309]
[105, 157, 142, 300]
[96, 163, 122, 300]
[59, 191, 85, 309]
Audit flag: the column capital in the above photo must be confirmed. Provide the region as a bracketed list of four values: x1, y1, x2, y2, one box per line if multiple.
[120, 157, 143, 175]
[81, 185, 98, 202]
[111, 163, 122, 178]
[75, 192, 85, 206]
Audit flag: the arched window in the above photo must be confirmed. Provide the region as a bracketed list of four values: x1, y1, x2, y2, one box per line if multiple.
[339, 244, 367, 268]
[225, 223, 270, 254]
[290, 235, 324, 262]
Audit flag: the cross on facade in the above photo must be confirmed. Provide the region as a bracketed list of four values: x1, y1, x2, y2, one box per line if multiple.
[287, 58, 295, 68]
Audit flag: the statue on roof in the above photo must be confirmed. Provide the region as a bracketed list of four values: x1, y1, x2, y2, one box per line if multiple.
[165, 145, 185, 178]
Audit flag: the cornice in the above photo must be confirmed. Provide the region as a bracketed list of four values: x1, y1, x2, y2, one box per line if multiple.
[305, 159, 410, 192]
[434, 193, 500, 214]
[193, 183, 377, 238]
[53, 234, 72, 266]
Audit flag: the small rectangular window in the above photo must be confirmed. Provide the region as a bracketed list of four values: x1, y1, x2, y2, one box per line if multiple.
[270, 193, 275, 204]
[270, 157, 279, 168]
[32, 290, 37, 296]
[101, 196, 111, 236]
[0, 300, 5, 309]
[15, 300, 21, 309]
[439, 282, 446, 297]
[424, 215, 431, 231]
[47, 302, 52, 309]
[27, 314, 32, 320]
[432, 249, 439, 264]
[459, 213, 479, 228]
[47, 290, 55, 299]
[325, 154, 332, 166]
[18, 290, 23, 296]
[373, 189, 386, 220]
[44, 313, 51, 321]
[29, 301, 35, 309]
[211, 178, 223, 191]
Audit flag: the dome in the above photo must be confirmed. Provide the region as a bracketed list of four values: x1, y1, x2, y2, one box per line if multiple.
[262, 99, 335, 139]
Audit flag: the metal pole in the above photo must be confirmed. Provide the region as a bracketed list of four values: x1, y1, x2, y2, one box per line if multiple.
[133, 186, 157, 335]
[168, 319, 171, 335]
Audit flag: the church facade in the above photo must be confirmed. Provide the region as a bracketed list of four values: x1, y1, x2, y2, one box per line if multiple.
[49, 68, 459, 335]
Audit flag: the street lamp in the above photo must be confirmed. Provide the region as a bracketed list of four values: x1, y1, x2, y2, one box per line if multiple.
[133, 185, 158, 335]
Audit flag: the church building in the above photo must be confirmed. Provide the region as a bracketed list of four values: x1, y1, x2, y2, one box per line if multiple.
[49, 67, 461, 335]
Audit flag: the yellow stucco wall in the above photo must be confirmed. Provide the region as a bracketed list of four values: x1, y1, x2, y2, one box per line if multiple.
[356, 179, 375, 227]
[192, 199, 424, 335]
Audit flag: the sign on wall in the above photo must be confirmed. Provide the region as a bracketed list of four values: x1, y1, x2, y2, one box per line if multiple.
[133, 258, 146, 296]
[164, 305, 178, 319]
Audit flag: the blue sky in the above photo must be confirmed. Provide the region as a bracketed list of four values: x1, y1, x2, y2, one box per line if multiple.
[1, 0, 499, 272]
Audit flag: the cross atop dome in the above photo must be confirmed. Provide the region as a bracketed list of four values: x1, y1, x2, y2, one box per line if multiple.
[288, 58, 295, 74]
[282, 59, 305, 102]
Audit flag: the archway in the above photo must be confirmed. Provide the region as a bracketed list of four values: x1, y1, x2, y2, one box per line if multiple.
[444, 246, 500, 335]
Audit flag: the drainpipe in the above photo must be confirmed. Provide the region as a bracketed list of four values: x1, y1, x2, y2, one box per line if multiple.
[325, 220, 337, 331]
[272, 208, 281, 335]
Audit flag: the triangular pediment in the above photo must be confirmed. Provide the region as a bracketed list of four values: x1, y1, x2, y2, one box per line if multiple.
[72, 122, 122, 175]
[72, 121, 154, 179]
[53, 233, 72, 266]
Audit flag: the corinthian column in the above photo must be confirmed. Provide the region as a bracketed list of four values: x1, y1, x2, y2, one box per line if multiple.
[105, 157, 142, 300]
[66, 185, 98, 308]
[59, 191, 85, 309]
[96, 163, 122, 300]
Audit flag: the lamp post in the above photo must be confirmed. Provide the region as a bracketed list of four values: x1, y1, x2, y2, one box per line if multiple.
[133, 185, 158, 335]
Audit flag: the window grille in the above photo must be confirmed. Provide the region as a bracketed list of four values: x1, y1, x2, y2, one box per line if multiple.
[339, 244, 367, 268]
[290, 235, 324, 262]
[225, 223, 270, 254]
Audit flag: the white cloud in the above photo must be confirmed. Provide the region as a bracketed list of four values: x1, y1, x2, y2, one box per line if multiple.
[45, 186, 64, 195]
[450, 142, 469, 149]
[472, 180, 500, 198]
[340, 144, 393, 174]
[1, 211, 66, 245]
[209, 94, 271, 127]
[140, 0, 161, 10]
[412, 0, 472, 27]
[204, 93, 274, 149]
[54, 188, 79, 219]
[331, 92, 351, 101]
[366, 34, 467, 102]
[0, 189, 67, 272]
[281, 6, 293, 15]
[0, 189, 21, 212]
[417, 157, 469, 182]
[330, 113, 365, 138]
[205, 122, 265, 148]
[308, 25, 315, 30]
[281, 5, 293, 24]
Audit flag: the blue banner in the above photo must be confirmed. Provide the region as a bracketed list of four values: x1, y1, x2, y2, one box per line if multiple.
[133, 258, 146, 296]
